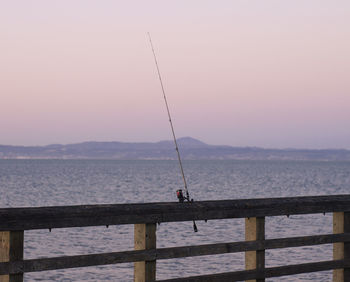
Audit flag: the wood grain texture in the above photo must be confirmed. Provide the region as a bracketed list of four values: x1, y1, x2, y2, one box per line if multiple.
[344, 212, 350, 281]
[0, 232, 9, 282]
[245, 217, 265, 282]
[1, 233, 350, 275]
[1, 195, 350, 281]
[134, 223, 156, 282]
[334, 212, 344, 281]
[1, 195, 350, 231]
[157, 260, 350, 282]
[0, 232, 23, 282]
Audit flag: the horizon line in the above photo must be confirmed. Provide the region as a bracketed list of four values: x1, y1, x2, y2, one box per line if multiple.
[0, 137, 349, 151]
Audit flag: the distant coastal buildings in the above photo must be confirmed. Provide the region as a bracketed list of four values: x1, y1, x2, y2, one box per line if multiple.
[1, 137, 349, 161]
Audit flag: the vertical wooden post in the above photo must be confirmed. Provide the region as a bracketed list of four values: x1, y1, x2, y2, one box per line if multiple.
[344, 212, 350, 282]
[0, 231, 24, 282]
[334, 212, 344, 282]
[134, 223, 156, 282]
[245, 217, 265, 282]
[333, 212, 350, 282]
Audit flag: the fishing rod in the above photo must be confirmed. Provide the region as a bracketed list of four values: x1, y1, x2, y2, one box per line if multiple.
[148, 32, 197, 232]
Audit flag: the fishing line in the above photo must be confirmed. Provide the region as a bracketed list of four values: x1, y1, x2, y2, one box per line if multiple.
[147, 32, 197, 232]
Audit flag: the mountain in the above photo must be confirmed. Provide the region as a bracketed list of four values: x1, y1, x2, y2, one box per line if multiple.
[0, 137, 349, 160]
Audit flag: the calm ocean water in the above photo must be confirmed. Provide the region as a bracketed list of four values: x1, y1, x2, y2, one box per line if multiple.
[1, 159, 350, 281]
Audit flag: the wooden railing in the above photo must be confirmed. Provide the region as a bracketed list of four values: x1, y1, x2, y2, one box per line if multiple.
[1, 195, 350, 281]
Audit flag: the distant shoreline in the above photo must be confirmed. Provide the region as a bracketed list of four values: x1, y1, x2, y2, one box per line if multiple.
[1, 137, 349, 161]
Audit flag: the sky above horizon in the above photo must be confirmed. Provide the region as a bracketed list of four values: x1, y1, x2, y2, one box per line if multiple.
[1, 1, 349, 149]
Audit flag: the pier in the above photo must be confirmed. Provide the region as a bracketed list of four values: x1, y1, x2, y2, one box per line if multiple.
[1, 195, 350, 281]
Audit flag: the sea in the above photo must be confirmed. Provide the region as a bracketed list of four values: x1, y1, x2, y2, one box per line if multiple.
[1, 159, 350, 281]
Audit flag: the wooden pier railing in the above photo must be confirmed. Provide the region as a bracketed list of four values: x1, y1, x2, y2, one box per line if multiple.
[1, 195, 350, 281]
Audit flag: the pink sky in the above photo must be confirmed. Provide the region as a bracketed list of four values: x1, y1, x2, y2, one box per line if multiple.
[1, 1, 349, 149]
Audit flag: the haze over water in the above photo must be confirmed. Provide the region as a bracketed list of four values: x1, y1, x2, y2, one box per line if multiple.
[1, 2, 349, 280]
[1, 1, 349, 149]
[1, 159, 350, 281]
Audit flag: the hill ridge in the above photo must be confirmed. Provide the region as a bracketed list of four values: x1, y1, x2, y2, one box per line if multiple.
[0, 137, 349, 160]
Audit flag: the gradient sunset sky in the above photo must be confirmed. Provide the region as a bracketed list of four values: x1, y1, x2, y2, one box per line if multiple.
[1, 1, 349, 149]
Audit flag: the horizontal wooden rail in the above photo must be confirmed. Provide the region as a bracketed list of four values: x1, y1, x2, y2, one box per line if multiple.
[1, 195, 350, 231]
[1, 233, 349, 275]
[157, 259, 350, 282]
[1, 195, 350, 281]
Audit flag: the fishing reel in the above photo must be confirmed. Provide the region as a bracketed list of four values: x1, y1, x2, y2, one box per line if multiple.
[149, 33, 197, 232]
[176, 189, 185, 203]
[176, 189, 197, 232]
[176, 189, 194, 203]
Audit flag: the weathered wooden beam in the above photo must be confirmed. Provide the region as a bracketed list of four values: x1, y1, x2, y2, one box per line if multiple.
[0, 231, 23, 282]
[134, 223, 156, 282]
[334, 212, 350, 282]
[157, 259, 350, 282]
[245, 217, 265, 282]
[1, 195, 350, 231]
[1, 233, 349, 275]
[0, 232, 8, 282]
[345, 213, 350, 282]
[334, 212, 344, 281]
